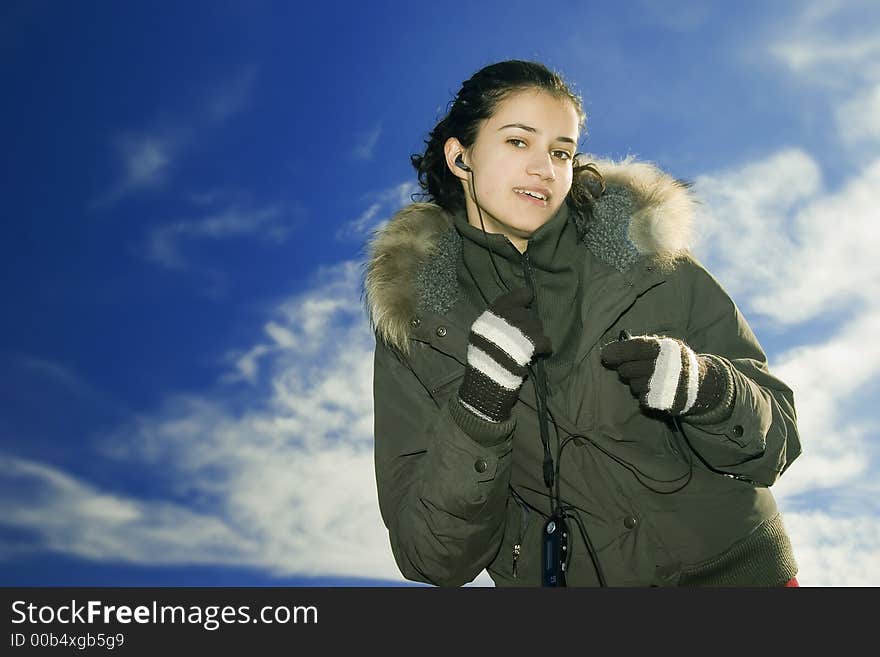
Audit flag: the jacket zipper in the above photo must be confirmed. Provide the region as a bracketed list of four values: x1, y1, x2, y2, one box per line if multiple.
[513, 250, 531, 580]
[514, 252, 549, 580]
[521, 251, 535, 297]
[512, 495, 530, 578]
[520, 250, 541, 389]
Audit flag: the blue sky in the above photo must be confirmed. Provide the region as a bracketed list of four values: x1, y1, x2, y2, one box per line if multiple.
[2, 0, 879, 586]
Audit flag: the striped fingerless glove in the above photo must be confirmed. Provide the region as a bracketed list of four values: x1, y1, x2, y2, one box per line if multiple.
[600, 335, 735, 419]
[458, 287, 552, 423]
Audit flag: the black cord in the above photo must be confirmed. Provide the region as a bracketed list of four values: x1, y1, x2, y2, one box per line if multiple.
[561, 506, 608, 587]
[554, 434, 607, 586]
[466, 168, 512, 299]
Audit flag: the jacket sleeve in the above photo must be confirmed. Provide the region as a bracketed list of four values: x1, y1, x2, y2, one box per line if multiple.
[372, 335, 515, 586]
[675, 256, 802, 487]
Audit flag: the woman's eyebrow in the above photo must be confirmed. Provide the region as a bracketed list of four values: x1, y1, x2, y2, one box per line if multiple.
[498, 123, 576, 144]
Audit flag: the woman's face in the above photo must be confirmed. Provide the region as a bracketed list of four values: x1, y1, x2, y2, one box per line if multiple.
[447, 89, 580, 253]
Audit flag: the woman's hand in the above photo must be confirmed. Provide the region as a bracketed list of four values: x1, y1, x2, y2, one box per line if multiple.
[458, 287, 552, 423]
[600, 334, 733, 418]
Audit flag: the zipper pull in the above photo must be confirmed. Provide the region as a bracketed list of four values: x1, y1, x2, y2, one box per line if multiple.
[512, 543, 521, 578]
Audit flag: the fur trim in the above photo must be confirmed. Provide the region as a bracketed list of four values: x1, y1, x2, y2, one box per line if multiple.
[364, 157, 697, 355]
[592, 155, 696, 271]
[363, 203, 451, 356]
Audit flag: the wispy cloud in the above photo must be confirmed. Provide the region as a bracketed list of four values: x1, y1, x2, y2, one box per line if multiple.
[17, 356, 107, 403]
[836, 84, 880, 144]
[89, 67, 259, 210]
[335, 181, 420, 241]
[143, 204, 293, 271]
[0, 455, 259, 565]
[89, 134, 180, 209]
[351, 125, 382, 160]
[765, 0, 880, 103]
[633, 0, 714, 31]
[4, 354, 129, 422]
[770, 34, 880, 86]
[206, 67, 257, 123]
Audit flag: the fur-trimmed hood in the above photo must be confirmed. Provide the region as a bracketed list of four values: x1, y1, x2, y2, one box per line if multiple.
[363, 156, 698, 355]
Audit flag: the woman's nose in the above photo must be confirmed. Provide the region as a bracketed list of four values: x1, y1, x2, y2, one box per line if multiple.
[527, 153, 556, 181]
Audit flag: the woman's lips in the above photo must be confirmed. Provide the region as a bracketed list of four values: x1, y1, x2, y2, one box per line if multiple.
[514, 191, 548, 207]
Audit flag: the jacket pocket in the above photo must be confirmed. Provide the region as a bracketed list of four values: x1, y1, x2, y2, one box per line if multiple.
[430, 367, 466, 396]
[425, 360, 466, 405]
[406, 343, 467, 405]
[495, 490, 537, 585]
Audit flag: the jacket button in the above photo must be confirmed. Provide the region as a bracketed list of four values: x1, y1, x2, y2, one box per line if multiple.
[474, 458, 488, 473]
[623, 515, 638, 530]
[410, 317, 420, 328]
[436, 326, 447, 338]
[732, 425, 744, 438]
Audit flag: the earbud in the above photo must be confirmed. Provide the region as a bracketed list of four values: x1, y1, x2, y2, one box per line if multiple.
[455, 155, 471, 172]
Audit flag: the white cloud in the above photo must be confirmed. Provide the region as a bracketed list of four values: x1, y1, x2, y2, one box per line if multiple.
[222, 343, 273, 386]
[770, 307, 880, 500]
[783, 511, 880, 586]
[693, 151, 880, 327]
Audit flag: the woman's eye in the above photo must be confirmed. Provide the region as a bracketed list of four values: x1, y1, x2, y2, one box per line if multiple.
[553, 151, 572, 160]
[507, 138, 526, 148]
[508, 139, 571, 161]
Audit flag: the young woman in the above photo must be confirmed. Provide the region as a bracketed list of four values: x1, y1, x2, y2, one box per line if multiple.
[364, 60, 801, 587]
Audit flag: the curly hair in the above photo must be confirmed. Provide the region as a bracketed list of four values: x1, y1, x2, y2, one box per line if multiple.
[410, 60, 604, 217]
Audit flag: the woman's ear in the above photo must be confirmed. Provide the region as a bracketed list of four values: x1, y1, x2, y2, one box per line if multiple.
[444, 137, 468, 180]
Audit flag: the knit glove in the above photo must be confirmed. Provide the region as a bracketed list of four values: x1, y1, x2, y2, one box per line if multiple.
[600, 334, 734, 419]
[458, 287, 553, 423]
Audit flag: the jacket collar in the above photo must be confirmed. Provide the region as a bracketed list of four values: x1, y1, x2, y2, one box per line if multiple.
[363, 156, 696, 356]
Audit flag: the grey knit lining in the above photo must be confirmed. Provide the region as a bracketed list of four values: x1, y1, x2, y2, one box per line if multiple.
[414, 224, 462, 316]
[577, 185, 641, 273]
[414, 187, 643, 314]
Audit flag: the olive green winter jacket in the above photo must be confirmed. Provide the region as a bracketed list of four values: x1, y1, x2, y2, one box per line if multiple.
[364, 157, 801, 587]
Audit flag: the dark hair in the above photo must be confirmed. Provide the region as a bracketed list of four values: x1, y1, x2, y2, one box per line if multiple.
[410, 60, 604, 216]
